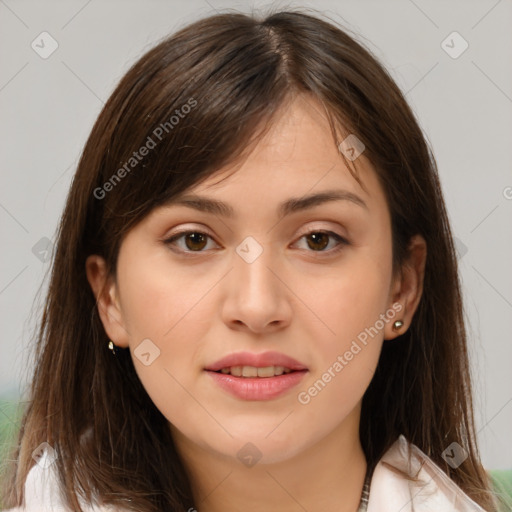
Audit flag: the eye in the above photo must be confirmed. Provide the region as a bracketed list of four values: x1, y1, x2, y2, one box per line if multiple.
[164, 230, 218, 253]
[163, 229, 349, 255]
[294, 230, 349, 254]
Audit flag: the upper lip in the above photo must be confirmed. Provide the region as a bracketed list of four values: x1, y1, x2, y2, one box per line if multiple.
[205, 351, 308, 372]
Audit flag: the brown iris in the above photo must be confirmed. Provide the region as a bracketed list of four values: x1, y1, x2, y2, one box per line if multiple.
[184, 233, 208, 251]
[305, 232, 330, 251]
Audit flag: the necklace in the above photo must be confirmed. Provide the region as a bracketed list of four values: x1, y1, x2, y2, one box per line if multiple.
[356, 465, 373, 512]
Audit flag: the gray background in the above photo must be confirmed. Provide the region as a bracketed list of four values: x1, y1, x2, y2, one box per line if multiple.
[0, 0, 511, 469]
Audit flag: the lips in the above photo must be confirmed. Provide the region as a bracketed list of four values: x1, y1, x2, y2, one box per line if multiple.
[204, 351, 308, 372]
[204, 351, 308, 400]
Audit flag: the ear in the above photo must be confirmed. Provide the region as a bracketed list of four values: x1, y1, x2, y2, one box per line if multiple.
[85, 255, 130, 348]
[385, 234, 427, 341]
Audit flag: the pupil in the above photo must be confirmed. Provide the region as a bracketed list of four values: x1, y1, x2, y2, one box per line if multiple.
[186, 233, 207, 251]
[308, 233, 328, 251]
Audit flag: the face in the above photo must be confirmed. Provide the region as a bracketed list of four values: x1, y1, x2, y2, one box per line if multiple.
[88, 94, 413, 466]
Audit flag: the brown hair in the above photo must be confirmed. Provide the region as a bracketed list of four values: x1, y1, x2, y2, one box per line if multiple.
[1, 8, 500, 511]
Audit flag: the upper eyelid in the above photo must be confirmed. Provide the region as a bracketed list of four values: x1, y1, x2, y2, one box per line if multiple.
[165, 223, 347, 240]
[165, 219, 348, 237]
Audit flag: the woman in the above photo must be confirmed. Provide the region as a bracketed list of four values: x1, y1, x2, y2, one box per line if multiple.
[1, 9, 501, 512]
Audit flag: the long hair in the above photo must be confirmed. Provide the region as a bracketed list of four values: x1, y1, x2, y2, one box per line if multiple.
[1, 9, 499, 511]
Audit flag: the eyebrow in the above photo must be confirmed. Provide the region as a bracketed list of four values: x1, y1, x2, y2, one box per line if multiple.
[166, 189, 368, 219]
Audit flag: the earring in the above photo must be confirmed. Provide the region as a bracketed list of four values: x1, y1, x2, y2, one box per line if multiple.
[108, 340, 117, 355]
[393, 320, 404, 331]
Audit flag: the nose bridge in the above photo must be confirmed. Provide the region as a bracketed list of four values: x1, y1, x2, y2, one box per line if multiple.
[221, 235, 291, 332]
[234, 235, 280, 302]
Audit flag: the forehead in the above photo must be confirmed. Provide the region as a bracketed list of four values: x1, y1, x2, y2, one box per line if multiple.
[179, 95, 386, 216]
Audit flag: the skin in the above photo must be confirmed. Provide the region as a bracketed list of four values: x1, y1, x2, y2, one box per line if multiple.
[86, 94, 427, 512]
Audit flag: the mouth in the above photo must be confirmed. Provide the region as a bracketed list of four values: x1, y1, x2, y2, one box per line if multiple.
[204, 351, 308, 400]
[214, 365, 297, 377]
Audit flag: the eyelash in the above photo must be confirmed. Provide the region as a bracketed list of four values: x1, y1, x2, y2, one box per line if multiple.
[163, 229, 349, 256]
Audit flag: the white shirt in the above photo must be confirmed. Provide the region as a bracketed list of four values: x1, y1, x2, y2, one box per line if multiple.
[366, 435, 488, 511]
[6, 435, 489, 511]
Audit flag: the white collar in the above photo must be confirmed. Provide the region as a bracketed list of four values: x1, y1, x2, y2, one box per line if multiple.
[367, 434, 487, 511]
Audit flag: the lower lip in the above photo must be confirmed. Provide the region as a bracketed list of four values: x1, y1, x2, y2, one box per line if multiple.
[206, 370, 308, 401]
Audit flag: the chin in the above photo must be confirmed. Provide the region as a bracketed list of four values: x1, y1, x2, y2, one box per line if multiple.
[204, 426, 316, 466]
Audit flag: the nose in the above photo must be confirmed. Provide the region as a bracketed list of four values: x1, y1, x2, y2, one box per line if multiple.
[221, 246, 292, 335]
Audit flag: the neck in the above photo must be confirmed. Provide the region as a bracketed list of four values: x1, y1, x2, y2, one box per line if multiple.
[173, 407, 367, 512]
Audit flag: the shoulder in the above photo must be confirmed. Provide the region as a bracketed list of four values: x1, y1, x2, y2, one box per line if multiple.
[3, 450, 128, 512]
[367, 434, 489, 512]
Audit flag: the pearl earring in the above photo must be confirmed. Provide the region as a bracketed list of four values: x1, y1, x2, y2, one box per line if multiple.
[392, 320, 404, 331]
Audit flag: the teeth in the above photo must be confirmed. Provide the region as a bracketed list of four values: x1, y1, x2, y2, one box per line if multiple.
[242, 366, 258, 377]
[230, 366, 242, 377]
[257, 366, 277, 377]
[218, 365, 293, 377]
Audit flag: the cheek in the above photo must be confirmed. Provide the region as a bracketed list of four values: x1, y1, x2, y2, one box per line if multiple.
[116, 252, 213, 415]
[313, 249, 392, 343]
[118, 248, 214, 341]
[297, 249, 391, 403]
